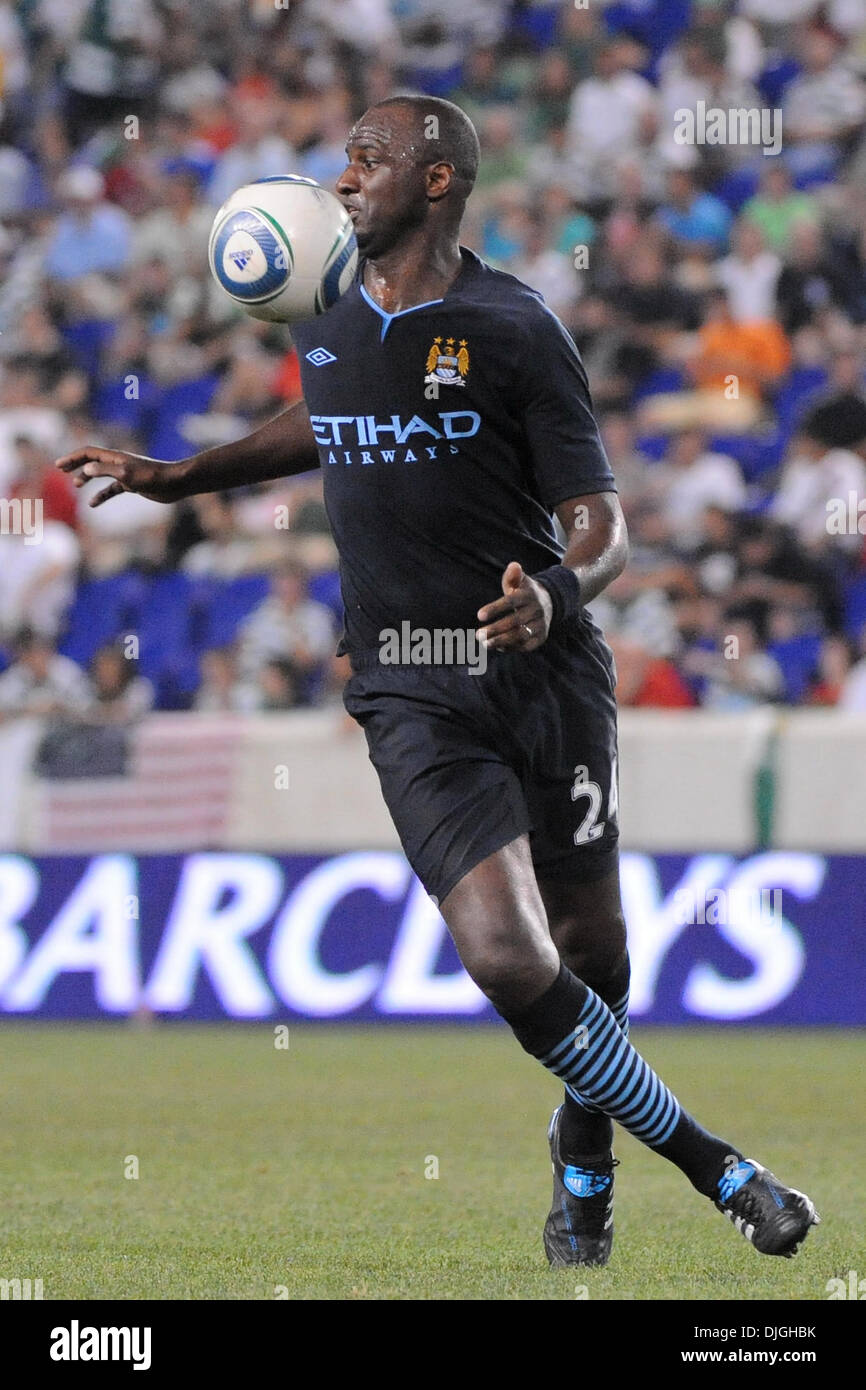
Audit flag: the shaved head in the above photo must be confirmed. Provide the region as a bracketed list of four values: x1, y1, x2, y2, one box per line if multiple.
[339, 96, 479, 258]
[367, 95, 480, 200]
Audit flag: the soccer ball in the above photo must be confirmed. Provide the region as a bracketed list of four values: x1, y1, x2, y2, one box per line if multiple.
[208, 176, 358, 324]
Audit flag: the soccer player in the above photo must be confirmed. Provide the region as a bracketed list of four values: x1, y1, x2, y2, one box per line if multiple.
[57, 97, 819, 1267]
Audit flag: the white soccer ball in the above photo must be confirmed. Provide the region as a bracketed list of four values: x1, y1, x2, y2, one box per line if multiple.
[208, 176, 358, 324]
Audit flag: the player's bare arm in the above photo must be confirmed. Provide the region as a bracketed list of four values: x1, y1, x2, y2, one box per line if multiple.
[477, 490, 629, 652]
[55, 398, 320, 507]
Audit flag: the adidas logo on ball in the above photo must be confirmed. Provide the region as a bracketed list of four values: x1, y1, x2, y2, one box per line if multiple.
[228, 247, 254, 272]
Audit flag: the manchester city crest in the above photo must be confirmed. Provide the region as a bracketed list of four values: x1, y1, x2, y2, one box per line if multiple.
[425, 336, 469, 387]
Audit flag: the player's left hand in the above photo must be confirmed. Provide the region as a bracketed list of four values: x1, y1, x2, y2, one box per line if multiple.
[477, 561, 553, 652]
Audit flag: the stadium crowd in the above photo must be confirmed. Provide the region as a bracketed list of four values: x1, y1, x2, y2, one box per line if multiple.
[2, 0, 866, 723]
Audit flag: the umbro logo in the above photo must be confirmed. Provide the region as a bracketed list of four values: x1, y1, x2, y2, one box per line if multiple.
[306, 347, 337, 366]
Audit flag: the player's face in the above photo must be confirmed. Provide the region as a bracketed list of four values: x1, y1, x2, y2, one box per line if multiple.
[337, 109, 428, 256]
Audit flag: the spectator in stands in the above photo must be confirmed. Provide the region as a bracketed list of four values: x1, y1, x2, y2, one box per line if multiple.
[641, 287, 791, 432]
[238, 559, 335, 688]
[806, 634, 854, 706]
[598, 412, 655, 514]
[656, 169, 732, 257]
[181, 494, 259, 579]
[650, 428, 747, 549]
[450, 46, 520, 123]
[0, 518, 80, 641]
[716, 219, 781, 323]
[771, 430, 866, 554]
[257, 657, 303, 712]
[566, 39, 657, 200]
[602, 242, 701, 396]
[607, 635, 697, 708]
[0, 628, 91, 722]
[131, 164, 212, 277]
[511, 214, 581, 323]
[692, 504, 740, 597]
[587, 503, 694, 661]
[742, 161, 819, 254]
[60, 0, 163, 144]
[194, 646, 260, 714]
[45, 166, 131, 282]
[474, 107, 528, 191]
[690, 287, 791, 399]
[776, 219, 846, 334]
[685, 608, 785, 710]
[799, 349, 866, 451]
[526, 49, 576, 140]
[207, 94, 297, 209]
[782, 24, 866, 181]
[0, 306, 85, 407]
[730, 515, 841, 635]
[8, 434, 78, 531]
[0, 357, 66, 497]
[89, 645, 154, 723]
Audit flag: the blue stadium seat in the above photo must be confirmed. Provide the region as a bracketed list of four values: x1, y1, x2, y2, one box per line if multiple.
[635, 434, 670, 462]
[92, 374, 158, 431]
[843, 574, 866, 638]
[510, 2, 559, 49]
[59, 319, 116, 378]
[402, 63, 463, 98]
[771, 367, 829, 440]
[201, 574, 271, 649]
[309, 570, 343, 623]
[604, 0, 691, 65]
[768, 635, 822, 702]
[707, 433, 782, 484]
[59, 572, 148, 669]
[757, 57, 801, 107]
[134, 573, 194, 681]
[711, 167, 760, 213]
[146, 375, 220, 461]
[632, 367, 685, 403]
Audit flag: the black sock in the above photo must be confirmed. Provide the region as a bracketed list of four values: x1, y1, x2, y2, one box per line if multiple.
[504, 963, 740, 1196]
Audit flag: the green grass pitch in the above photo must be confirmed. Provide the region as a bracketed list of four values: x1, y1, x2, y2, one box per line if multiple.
[1, 1023, 862, 1300]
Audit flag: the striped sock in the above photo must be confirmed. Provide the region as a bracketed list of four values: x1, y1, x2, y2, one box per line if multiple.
[507, 963, 736, 1194]
[561, 975, 630, 1158]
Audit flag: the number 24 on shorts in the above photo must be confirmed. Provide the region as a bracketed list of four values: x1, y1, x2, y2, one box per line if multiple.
[571, 758, 617, 845]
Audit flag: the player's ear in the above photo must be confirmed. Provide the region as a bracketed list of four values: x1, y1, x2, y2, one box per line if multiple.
[425, 161, 454, 202]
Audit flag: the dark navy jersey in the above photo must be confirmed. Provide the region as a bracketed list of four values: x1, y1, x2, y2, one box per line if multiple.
[291, 247, 615, 655]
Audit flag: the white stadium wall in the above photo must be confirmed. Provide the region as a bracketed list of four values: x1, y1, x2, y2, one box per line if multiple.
[1, 709, 864, 854]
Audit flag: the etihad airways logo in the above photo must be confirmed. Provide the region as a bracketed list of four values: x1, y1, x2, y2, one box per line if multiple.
[310, 410, 480, 465]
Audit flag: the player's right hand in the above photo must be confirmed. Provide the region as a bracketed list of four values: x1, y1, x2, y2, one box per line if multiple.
[55, 447, 183, 507]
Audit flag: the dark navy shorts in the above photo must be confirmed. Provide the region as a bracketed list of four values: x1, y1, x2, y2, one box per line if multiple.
[342, 614, 620, 906]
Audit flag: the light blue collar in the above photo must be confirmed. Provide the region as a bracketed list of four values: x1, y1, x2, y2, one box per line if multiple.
[359, 282, 445, 341]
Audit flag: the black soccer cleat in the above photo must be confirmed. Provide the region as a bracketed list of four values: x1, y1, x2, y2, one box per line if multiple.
[714, 1158, 820, 1257]
[543, 1104, 618, 1267]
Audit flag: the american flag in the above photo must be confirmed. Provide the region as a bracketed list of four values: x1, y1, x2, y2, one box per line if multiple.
[33, 716, 240, 852]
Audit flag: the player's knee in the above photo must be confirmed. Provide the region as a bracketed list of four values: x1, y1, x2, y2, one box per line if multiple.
[552, 909, 628, 990]
[460, 931, 558, 1013]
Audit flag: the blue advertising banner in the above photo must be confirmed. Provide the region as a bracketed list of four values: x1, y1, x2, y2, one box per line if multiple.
[0, 850, 862, 1024]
